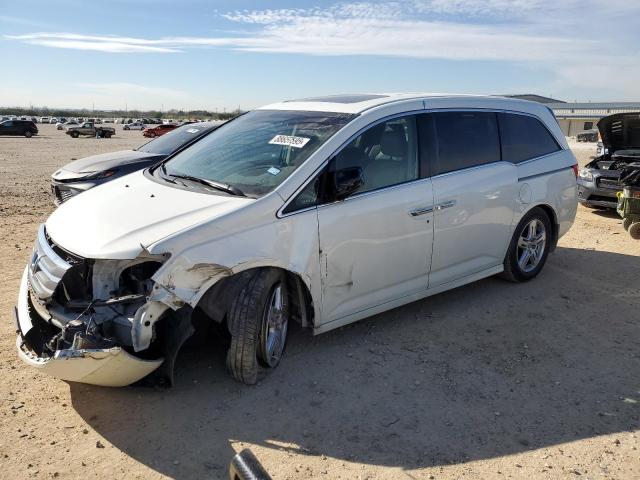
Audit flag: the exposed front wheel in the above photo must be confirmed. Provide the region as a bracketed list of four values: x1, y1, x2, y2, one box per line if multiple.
[226, 269, 289, 385]
[629, 222, 640, 240]
[24, 130, 33, 138]
[501, 207, 552, 282]
[70, 132, 79, 138]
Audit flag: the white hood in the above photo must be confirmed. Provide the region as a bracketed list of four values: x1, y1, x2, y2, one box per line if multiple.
[46, 170, 253, 259]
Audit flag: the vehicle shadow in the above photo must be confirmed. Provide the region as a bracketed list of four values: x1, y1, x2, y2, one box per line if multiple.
[589, 208, 622, 220]
[69, 246, 640, 478]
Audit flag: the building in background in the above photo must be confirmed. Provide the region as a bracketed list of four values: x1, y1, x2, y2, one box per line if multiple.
[547, 102, 640, 136]
[505, 95, 640, 137]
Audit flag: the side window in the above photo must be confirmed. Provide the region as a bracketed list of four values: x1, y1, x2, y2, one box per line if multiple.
[283, 175, 323, 213]
[498, 113, 560, 163]
[334, 115, 418, 194]
[432, 111, 500, 175]
[283, 115, 419, 214]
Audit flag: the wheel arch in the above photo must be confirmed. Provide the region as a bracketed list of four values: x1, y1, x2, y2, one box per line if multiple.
[194, 264, 316, 330]
[531, 203, 559, 251]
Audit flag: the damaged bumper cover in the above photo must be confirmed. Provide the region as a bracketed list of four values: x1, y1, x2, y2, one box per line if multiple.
[15, 266, 163, 387]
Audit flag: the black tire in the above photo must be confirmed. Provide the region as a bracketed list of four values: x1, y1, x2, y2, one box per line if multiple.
[226, 269, 289, 385]
[623, 218, 632, 231]
[24, 130, 33, 138]
[629, 222, 640, 240]
[501, 207, 552, 283]
[70, 131, 79, 138]
[148, 132, 156, 138]
[103, 132, 112, 138]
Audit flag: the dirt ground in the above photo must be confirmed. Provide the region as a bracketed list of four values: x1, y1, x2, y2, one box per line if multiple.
[0, 124, 638, 480]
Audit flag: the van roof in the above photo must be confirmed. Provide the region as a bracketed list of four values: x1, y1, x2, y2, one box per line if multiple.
[258, 93, 549, 115]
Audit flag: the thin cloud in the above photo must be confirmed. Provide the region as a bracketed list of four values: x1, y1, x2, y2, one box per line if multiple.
[3, 0, 639, 98]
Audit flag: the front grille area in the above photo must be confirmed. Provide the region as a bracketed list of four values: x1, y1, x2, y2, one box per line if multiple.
[52, 185, 75, 205]
[28, 225, 72, 301]
[597, 177, 622, 190]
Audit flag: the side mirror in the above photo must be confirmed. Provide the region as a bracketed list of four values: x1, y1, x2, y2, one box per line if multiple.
[333, 166, 364, 200]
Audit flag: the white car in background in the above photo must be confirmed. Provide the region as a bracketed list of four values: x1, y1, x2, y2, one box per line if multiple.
[123, 121, 145, 130]
[40, 116, 50, 123]
[15, 93, 578, 387]
[57, 121, 79, 130]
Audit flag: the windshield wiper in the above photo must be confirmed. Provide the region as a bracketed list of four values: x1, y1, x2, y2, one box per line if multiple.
[157, 163, 176, 183]
[169, 173, 246, 196]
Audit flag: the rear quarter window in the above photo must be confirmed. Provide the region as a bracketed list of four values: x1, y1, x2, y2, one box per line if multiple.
[498, 113, 560, 163]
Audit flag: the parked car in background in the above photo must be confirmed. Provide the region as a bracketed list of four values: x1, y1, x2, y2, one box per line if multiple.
[51, 121, 222, 204]
[576, 129, 599, 142]
[143, 123, 178, 137]
[123, 121, 146, 130]
[17, 94, 577, 388]
[57, 120, 79, 130]
[40, 116, 50, 123]
[0, 119, 38, 137]
[65, 121, 115, 138]
[49, 117, 59, 124]
[578, 112, 640, 208]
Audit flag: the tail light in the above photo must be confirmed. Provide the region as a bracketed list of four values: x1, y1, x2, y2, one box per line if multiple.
[571, 164, 579, 179]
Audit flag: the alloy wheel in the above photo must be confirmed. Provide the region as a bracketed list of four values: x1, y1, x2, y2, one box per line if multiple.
[516, 219, 546, 273]
[258, 283, 288, 368]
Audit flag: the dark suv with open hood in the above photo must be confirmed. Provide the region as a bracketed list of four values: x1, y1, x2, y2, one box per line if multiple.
[51, 121, 223, 204]
[577, 113, 640, 208]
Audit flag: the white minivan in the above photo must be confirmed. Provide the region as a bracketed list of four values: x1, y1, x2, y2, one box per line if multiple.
[15, 94, 578, 387]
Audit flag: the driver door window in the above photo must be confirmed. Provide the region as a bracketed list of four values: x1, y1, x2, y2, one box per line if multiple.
[284, 115, 419, 213]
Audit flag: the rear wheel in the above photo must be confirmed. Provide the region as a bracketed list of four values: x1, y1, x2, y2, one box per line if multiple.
[226, 269, 289, 385]
[148, 132, 156, 138]
[501, 207, 552, 282]
[629, 222, 640, 240]
[70, 131, 79, 138]
[24, 130, 33, 138]
[103, 132, 112, 138]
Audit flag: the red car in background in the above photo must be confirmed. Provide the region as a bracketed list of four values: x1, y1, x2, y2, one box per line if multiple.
[143, 123, 177, 138]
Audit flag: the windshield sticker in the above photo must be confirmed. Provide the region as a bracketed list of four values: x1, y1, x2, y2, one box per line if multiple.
[267, 167, 281, 175]
[186, 128, 200, 134]
[269, 134, 310, 148]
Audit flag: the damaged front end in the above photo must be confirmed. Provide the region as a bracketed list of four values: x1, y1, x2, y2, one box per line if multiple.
[14, 224, 190, 387]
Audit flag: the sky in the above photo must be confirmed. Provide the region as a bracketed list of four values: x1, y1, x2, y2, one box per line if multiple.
[1, 0, 639, 111]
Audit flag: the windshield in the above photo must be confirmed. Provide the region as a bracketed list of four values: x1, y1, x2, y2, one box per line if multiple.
[162, 110, 355, 197]
[138, 122, 217, 155]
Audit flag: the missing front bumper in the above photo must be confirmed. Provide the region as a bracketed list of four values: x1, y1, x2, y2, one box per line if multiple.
[15, 267, 163, 387]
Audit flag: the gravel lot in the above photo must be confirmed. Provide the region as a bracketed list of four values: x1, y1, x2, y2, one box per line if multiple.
[1, 124, 639, 479]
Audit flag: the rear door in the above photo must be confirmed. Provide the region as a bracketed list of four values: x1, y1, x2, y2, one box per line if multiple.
[425, 111, 518, 287]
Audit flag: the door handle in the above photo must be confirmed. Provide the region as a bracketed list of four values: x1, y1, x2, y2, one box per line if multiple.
[435, 200, 456, 211]
[409, 206, 434, 216]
